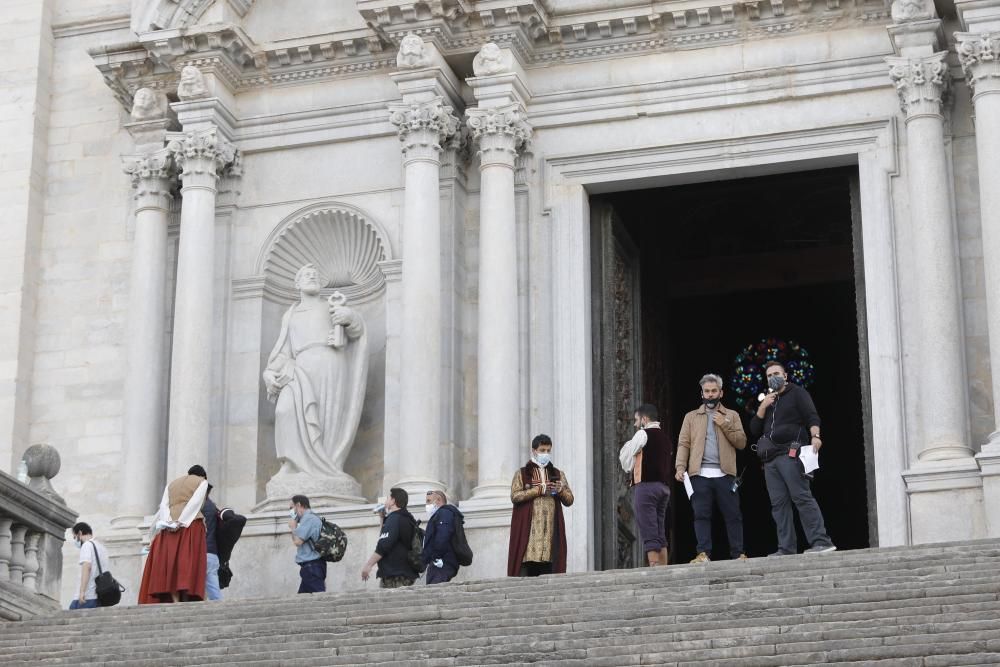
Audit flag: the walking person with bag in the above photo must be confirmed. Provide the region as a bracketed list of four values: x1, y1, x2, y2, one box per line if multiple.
[288, 494, 326, 593]
[361, 487, 419, 588]
[751, 361, 836, 556]
[69, 522, 112, 609]
[422, 490, 469, 584]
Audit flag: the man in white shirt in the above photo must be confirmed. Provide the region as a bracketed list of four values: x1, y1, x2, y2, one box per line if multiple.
[70, 522, 111, 609]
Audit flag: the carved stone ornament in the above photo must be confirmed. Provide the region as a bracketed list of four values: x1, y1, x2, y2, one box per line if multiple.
[956, 33, 1000, 95]
[176, 65, 209, 100]
[21, 443, 65, 504]
[472, 42, 513, 77]
[167, 129, 238, 177]
[466, 104, 532, 149]
[887, 53, 950, 118]
[388, 97, 460, 156]
[396, 33, 431, 69]
[130, 87, 168, 121]
[122, 150, 174, 187]
[890, 0, 934, 23]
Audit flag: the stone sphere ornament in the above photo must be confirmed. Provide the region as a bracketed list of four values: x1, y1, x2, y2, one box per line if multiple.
[21, 442, 66, 504]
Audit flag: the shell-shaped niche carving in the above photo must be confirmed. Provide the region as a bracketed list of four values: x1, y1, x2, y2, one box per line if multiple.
[262, 207, 389, 303]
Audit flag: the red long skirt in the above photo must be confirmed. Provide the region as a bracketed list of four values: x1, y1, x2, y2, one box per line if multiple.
[138, 519, 207, 604]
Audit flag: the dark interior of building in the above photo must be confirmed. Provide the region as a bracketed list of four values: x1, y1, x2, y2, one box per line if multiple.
[599, 166, 872, 562]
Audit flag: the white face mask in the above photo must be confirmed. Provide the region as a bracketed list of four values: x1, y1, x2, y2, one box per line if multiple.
[73, 538, 82, 549]
[534, 452, 551, 467]
[288, 509, 298, 520]
[425, 503, 437, 516]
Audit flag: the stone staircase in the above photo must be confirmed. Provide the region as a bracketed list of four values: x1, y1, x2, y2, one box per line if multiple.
[3, 538, 1000, 666]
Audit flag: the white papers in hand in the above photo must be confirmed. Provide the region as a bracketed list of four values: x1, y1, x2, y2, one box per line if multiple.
[683, 472, 695, 499]
[800, 445, 820, 474]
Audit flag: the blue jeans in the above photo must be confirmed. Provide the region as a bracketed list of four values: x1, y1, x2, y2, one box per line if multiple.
[69, 599, 98, 610]
[297, 558, 327, 593]
[206, 552, 222, 600]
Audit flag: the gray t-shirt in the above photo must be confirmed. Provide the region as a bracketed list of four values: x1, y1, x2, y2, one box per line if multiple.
[703, 410, 721, 468]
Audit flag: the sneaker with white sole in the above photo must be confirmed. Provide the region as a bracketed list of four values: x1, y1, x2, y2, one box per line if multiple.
[805, 544, 837, 553]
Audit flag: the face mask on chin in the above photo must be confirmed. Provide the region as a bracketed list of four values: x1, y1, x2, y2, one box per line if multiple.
[768, 375, 786, 391]
[534, 452, 551, 467]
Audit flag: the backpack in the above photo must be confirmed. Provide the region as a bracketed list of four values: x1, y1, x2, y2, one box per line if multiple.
[91, 544, 124, 607]
[407, 517, 426, 574]
[312, 518, 348, 563]
[450, 511, 474, 567]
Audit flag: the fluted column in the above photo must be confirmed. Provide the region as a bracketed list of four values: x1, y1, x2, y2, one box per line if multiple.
[166, 128, 237, 474]
[117, 150, 174, 522]
[388, 99, 459, 495]
[467, 104, 532, 498]
[958, 34, 1000, 449]
[887, 53, 973, 461]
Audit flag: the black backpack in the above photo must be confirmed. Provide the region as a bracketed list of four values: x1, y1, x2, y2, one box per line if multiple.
[91, 544, 124, 607]
[312, 518, 348, 563]
[450, 511, 473, 567]
[407, 517, 426, 574]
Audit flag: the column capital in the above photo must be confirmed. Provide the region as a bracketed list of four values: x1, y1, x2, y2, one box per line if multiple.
[956, 33, 1000, 97]
[466, 104, 533, 168]
[887, 52, 951, 120]
[388, 97, 460, 163]
[122, 149, 175, 210]
[167, 127, 239, 184]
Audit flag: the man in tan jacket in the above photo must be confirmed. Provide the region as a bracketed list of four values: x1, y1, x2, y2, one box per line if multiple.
[676, 374, 748, 563]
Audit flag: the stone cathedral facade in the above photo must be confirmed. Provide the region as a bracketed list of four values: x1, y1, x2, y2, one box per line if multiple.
[3, 0, 1000, 604]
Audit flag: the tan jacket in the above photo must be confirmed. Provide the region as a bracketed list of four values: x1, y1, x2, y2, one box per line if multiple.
[676, 404, 747, 478]
[167, 474, 205, 522]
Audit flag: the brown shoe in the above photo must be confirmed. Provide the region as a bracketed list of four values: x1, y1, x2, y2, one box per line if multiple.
[736, 553, 749, 561]
[689, 552, 710, 564]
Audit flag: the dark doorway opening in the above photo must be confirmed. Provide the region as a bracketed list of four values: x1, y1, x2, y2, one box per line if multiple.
[596, 166, 871, 564]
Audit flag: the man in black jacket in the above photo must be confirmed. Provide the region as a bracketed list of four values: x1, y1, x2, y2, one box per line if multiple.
[423, 490, 462, 584]
[751, 361, 836, 556]
[361, 487, 418, 588]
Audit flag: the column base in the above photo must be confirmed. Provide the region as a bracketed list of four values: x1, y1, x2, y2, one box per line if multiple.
[109, 514, 145, 529]
[903, 456, 984, 544]
[392, 478, 447, 500]
[976, 436, 1000, 537]
[467, 482, 511, 504]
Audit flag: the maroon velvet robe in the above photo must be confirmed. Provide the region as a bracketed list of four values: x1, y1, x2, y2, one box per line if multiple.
[507, 462, 568, 576]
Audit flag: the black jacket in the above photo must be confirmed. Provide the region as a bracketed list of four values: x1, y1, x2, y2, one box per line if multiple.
[750, 382, 821, 446]
[422, 504, 462, 570]
[375, 509, 418, 579]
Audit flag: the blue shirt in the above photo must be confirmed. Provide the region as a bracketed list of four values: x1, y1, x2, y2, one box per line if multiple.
[293, 510, 322, 563]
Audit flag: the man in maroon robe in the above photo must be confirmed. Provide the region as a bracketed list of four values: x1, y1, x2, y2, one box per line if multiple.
[507, 434, 574, 576]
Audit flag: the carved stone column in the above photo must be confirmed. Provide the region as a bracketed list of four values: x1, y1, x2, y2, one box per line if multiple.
[0, 518, 11, 579]
[117, 149, 174, 522]
[8, 524, 26, 585]
[388, 98, 460, 495]
[387, 36, 463, 495]
[166, 128, 237, 474]
[887, 53, 973, 462]
[21, 532, 40, 593]
[466, 46, 533, 500]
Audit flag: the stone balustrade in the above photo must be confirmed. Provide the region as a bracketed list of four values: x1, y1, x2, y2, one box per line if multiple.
[0, 445, 77, 621]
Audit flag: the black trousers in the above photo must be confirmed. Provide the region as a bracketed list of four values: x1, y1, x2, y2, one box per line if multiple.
[690, 474, 744, 558]
[763, 454, 832, 554]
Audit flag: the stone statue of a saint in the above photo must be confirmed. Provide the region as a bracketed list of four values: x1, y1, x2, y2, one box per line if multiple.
[177, 65, 209, 100]
[262, 264, 368, 502]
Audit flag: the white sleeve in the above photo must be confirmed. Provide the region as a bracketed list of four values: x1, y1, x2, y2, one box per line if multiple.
[175, 480, 209, 528]
[618, 430, 648, 472]
[148, 484, 172, 541]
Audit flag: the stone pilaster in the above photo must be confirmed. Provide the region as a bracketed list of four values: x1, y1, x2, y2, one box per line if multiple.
[165, 128, 238, 476]
[388, 97, 460, 495]
[116, 149, 175, 524]
[956, 29, 1000, 535]
[465, 52, 533, 501]
[888, 30, 983, 540]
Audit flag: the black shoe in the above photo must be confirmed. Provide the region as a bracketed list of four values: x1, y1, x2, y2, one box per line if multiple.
[767, 550, 794, 557]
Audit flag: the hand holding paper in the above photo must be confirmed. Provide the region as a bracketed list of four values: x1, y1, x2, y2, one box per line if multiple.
[800, 444, 820, 474]
[683, 472, 695, 499]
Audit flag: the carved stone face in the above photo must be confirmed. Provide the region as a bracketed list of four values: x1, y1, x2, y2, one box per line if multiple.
[480, 42, 502, 63]
[177, 65, 208, 100]
[400, 34, 423, 57]
[131, 88, 161, 120]
[295, 267, 322, 295]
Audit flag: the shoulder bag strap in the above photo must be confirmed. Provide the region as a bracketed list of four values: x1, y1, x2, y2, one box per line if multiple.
[90, 541, 104, 575]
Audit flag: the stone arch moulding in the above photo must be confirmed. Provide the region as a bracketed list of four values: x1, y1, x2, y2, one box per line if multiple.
[256, 202, 394, 306]
[132, 0, 255, 33]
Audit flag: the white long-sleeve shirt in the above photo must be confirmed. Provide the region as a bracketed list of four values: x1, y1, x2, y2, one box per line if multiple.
[618, 422, 661, 472]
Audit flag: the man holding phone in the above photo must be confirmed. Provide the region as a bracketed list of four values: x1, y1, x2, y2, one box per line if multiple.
[507, 434, 574, 577]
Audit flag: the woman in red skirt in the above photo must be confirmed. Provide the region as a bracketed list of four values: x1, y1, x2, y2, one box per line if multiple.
[138, 465, 210, 603]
